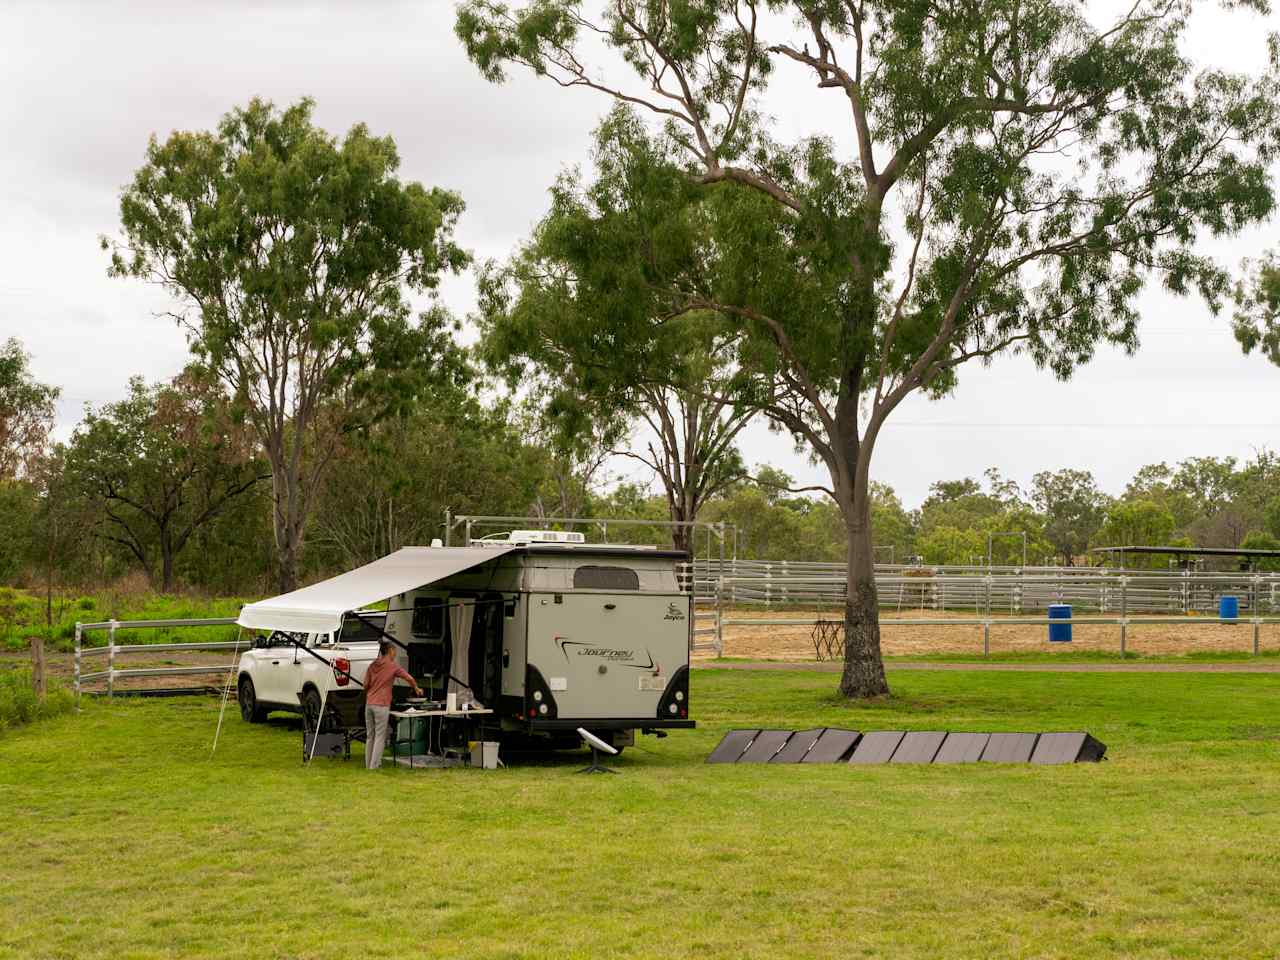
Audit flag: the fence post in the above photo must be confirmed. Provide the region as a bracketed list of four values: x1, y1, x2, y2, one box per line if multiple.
[715, 577, 724, 657]
[1253, 574, 1261, 656]
[108, 620, 118, 699]
[74, 623, 82, 712]
[983, 575, 991, 658]
[1119, 577, 1128, 657]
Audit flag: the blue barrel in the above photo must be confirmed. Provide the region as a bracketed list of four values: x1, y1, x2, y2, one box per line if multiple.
[1219, 595, 1239, 623]
[1048, 604, 1072, 643]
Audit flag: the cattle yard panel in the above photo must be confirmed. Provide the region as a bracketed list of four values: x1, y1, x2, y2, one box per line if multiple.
[74, 617, 244, 707]
[701, 570, 1280, 658]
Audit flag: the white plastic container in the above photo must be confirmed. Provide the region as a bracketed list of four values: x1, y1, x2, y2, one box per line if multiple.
[470, 741, 499, 769]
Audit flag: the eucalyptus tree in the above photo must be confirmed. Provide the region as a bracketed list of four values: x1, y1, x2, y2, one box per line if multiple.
[479, 242, 752, 553]
[457, 0, 1280, 697]
[1031, 468, 1108, 564]
[0, 338, 59, 481]
[65, 374, 268, 592]
[104, 98, 468, 591]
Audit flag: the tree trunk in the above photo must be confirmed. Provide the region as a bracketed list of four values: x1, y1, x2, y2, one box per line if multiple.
[271, 462, 303, 594]
[839, 469, 890, 699]
[160, 535, 175, 593]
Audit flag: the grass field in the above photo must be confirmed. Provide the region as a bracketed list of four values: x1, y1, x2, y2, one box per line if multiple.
[4, 668, 1279, 959]
[0, 586, 246, 652]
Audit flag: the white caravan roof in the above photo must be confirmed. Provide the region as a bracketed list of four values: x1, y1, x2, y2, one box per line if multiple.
[237, 546, 518, 635]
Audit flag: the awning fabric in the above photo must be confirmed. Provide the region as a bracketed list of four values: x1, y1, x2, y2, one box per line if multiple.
[237, 546, 518, 635]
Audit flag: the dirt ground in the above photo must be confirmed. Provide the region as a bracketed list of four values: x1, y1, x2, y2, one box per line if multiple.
[695, 607, 1280, 660]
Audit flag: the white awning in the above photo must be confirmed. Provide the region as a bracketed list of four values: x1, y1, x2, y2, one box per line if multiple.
[237, 546, 518, 635]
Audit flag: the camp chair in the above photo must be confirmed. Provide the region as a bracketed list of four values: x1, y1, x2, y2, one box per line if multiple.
[302, 692, 367, 762]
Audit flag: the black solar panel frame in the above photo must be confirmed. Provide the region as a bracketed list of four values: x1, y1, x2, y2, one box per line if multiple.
[738, 730, 794, 763]
[981, 732, 1039, 763]
[1030, 732, 1107, 764]
[800, 728, 862, 763]
[770, 728, 825, 764]
[933, 732, 990, 764]
[848, 730, 906, 764]
[706, 729, 759, 764]
[890, 730, 947, 764]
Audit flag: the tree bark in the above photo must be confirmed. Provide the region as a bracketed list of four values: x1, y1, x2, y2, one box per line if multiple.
[159, 530, 175, 593]
[271, 459, 303, 594]
[840, 476, 890, 698]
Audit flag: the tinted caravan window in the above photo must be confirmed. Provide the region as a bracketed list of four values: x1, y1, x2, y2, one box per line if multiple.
[412, 597, 446, 639]
[573, 565, 640, 590]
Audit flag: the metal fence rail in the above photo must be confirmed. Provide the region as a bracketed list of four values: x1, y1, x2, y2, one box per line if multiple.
[75, 618, 243, 705]
[688, 561, 1280, 616]
[690, 567, 1280, 659]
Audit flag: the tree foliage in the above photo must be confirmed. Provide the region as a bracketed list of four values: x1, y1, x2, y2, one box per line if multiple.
[0, 339, 59, 481]
[64, 374, 268, 592]
[104, 97, 468, 591]
[1031, 468, 1109, 563]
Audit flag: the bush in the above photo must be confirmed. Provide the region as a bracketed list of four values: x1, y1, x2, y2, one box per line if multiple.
[0, 668, 74, 732]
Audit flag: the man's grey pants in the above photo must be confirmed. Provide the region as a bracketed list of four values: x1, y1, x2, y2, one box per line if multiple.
[365, 705, 391, 769]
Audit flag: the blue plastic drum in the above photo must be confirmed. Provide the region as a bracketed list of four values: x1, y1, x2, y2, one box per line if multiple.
[1219, 595, 1239, 623]
[1048, 604, 1072, 643]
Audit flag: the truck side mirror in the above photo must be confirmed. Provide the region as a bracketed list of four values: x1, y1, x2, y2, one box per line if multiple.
[253, 635, 269, 649]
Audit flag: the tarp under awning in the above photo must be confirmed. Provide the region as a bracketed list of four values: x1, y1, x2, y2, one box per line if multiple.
[237, 546, 519, 635]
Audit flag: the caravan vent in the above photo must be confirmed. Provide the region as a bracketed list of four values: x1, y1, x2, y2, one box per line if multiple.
[573, 565, 640, 591]
[510, 530, 586, 544]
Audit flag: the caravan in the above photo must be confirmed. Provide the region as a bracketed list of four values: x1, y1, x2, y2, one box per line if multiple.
[236, 535, 694, 755]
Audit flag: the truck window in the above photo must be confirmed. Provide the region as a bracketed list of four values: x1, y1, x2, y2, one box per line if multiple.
[412, 597, 447, 639]
[573, 565, 640, 590]
[338, 615, 384, 644]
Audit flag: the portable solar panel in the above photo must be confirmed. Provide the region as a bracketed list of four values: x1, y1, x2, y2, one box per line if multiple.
[890, 730, 947, 764]
[770, 728, 825, 764]
[848, 730, 906, 764]
[706, 729, 759, 764]
[800, 728, 862, 763]
[932, 732, 990, 764]
[1030, 732, 1107, 764]
[738, 730, 794, 763]
[980, 732, 1039, 763]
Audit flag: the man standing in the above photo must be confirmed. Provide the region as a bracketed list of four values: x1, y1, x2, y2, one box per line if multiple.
[363, 640, 421, 769]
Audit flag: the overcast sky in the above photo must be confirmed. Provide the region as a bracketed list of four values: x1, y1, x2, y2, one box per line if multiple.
[3, 1, 1278, 509]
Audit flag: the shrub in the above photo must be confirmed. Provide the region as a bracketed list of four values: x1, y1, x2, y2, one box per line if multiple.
[0, 669, 74, 732]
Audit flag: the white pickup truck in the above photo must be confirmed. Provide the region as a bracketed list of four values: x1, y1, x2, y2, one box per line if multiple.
[236, 614, 387, 727]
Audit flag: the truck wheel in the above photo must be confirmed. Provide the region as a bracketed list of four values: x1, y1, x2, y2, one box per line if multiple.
[238, 677, 266, 723]
[302, 687, 325, 732]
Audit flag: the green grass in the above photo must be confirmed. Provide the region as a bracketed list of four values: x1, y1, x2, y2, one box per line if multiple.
[4, 668, 1280, 959]
[0, 587, 247, 652]
[0, 668, 73, 730]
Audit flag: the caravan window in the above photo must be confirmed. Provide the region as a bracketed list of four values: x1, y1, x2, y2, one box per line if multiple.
[573, 565, 640, 591]
[412, 597, 447, 639]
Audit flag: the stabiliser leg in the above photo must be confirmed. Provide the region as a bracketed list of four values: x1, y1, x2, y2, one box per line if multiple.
[578, 745, 618, 774]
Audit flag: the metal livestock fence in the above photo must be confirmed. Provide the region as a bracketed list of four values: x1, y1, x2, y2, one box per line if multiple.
[683, 563, 1280, 657]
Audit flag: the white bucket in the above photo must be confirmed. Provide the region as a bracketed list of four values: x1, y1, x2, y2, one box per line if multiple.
[470, 741, 499, 769]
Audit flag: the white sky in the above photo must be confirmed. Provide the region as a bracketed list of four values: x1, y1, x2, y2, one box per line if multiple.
[2, 0, 1278, 509]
